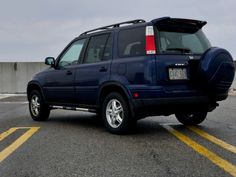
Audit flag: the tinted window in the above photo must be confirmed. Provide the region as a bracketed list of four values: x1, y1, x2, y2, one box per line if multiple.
[158, 30, 211, 54]
[59, 39, 85, 67]
[83, 34, 109, 64]
[118, 27, 145, 57]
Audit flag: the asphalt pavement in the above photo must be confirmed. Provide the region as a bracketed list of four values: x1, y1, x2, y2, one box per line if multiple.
[0, 95, 235, 177]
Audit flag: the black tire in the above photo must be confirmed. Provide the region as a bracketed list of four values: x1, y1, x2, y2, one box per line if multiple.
[29, 90, 50, 121]
[175, 111, 207, 125]
[102, 92, 136, 134]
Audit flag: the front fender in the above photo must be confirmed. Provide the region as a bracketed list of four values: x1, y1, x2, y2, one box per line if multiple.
[27, 81, 46, 101]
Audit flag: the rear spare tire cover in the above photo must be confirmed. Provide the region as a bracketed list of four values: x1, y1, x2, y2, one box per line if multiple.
[199, 47, 235, 94]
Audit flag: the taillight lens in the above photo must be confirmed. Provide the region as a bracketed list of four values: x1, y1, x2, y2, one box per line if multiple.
[145, 26, 156, 55]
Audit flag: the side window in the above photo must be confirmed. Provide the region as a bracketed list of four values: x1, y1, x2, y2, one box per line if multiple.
[59, 39, 85, 67]
[83, 34, 110, 64]
[118, 27, 145, 57]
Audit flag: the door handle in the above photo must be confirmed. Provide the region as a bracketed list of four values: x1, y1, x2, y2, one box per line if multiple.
[99, 67, 107, 72]
[66, 70, 72, 75]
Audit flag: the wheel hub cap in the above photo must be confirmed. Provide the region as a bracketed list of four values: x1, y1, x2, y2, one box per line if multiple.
[30, 95, 40, 116]
[106, 99, 124, 128]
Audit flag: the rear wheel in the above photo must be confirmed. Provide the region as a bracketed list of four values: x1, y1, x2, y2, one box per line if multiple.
[175, 111, 207, 125]
[102, 92, 136, 134]
[29, 90, 50, 121]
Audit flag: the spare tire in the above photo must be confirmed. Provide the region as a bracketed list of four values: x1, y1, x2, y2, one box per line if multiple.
[198, 47, 235, 97]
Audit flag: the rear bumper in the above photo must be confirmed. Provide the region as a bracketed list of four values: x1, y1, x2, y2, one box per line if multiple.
[127, 86, 228, 118]
[133, 96, 210, 107]
[130, 95, 219, 118]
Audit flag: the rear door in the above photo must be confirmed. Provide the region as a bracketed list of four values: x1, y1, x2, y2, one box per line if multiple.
[75, 33, 113, 105]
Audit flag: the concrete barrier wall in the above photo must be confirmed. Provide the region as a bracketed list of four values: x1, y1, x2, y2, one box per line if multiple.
[0, 62, 47, 93]
[232, 73, 236, 90]
[231, 61, 236, 90]
[0, 61, 235, 93]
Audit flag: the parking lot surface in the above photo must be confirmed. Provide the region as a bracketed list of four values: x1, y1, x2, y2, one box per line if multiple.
[0, 96, 235, 177]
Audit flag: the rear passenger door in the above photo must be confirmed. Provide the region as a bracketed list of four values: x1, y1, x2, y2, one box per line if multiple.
[75, 33, 113, 105]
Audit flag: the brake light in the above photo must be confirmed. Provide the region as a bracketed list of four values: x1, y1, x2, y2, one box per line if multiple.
[145, 26, 156, 55]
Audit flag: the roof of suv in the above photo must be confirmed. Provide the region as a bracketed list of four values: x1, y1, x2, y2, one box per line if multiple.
[78, 17, 207, 37]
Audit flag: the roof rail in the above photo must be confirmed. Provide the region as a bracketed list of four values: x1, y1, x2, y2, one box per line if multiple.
[80, 19, 146, 36]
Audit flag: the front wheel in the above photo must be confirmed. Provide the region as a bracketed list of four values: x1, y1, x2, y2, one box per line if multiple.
[102, 92, 136, 134]
[175, 111, 207, 125]
[29, 90, 50, 121]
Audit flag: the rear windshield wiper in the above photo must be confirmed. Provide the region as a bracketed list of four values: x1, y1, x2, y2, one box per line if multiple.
[166, 48, 192, 53]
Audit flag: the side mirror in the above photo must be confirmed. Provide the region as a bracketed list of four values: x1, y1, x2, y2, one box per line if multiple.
[45, 57, 55, 67]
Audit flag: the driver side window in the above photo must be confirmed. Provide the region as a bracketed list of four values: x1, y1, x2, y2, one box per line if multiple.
[58, 39, 86, 67]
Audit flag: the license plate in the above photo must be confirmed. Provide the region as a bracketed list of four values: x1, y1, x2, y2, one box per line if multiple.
[168, 68, 188, 80]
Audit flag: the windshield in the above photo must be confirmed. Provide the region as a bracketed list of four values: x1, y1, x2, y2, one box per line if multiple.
[157, 29, 211, 54]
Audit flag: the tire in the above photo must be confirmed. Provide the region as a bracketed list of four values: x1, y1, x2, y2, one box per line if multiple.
[175, 111, 207, 125]
[102, 92, 136, 134]
[29, 90, 50, 121]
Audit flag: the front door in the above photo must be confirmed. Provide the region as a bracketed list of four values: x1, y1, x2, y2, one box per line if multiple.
[44, 38, 86, 103]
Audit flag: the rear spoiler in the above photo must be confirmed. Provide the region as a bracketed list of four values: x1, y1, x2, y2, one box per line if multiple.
[151, 17, 207, 33]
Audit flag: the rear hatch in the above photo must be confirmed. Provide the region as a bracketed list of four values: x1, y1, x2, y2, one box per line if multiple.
[151, 17, 211, 94]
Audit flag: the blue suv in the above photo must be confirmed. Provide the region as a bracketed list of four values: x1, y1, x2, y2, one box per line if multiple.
[27, 17, 235, 134]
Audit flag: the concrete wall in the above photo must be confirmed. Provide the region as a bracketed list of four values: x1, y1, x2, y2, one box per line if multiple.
[232, 73, 236, 90]
[0, 62, 47, 93]
[231, 61, 236, 90]
[0, 61, 235, 93]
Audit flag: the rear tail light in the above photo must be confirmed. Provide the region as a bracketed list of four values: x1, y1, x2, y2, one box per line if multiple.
[145, 26, 156, 55]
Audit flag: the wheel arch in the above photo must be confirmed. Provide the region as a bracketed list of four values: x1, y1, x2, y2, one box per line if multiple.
[27, 81, 45, 101]
[97, 82, 131, 106]
[98, 81, 136, 122]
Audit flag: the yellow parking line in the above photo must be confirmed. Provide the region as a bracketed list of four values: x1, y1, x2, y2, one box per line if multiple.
[0, 128, 17, 141]
[162, 125, 236, 177]
[188, 126, 236, 154]
[0, 127, 40, 162]
[14, 127, 38, 129]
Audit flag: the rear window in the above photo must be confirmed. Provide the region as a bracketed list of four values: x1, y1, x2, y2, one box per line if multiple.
[158, 29, 211, 54]
[118, 27, 145, 57]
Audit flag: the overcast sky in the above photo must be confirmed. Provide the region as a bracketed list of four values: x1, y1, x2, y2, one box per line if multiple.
[0, 0, 235, 61]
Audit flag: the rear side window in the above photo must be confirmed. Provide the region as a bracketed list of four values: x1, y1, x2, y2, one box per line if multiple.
[83, 34, 110, 64]
[118, 27, 145, 57]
